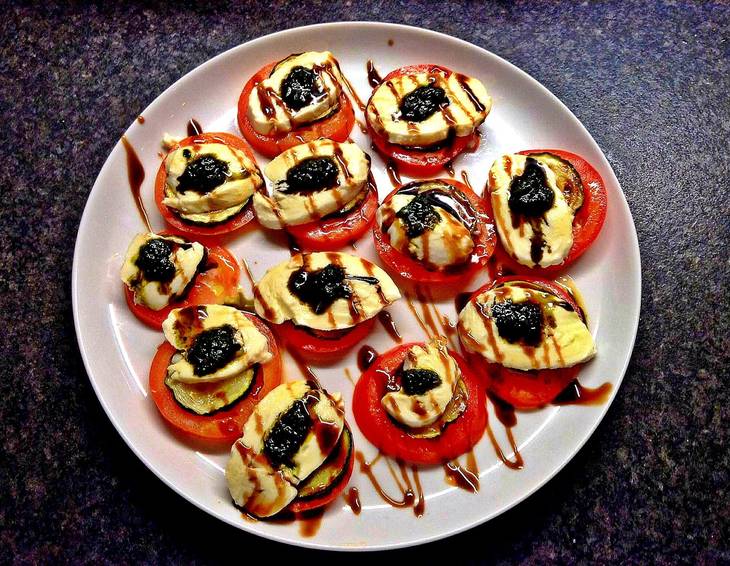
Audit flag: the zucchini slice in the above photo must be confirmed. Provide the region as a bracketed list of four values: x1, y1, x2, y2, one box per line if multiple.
[165, 368, 255, 415]
[405, 379, 468, 439]
[296, 425, 353, 500]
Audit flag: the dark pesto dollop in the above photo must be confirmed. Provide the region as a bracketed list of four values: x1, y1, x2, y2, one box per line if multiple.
[187, 324, 241, 376]
[284, 157, 339, 194]
[263, 400, 312, 468]
[401, 368, 442, 396]
[288, 264, 351, 315]
[281, 66, 324, 111]
[508, 157, 554, 217]
[491, 299, 543, 347]
[136, 238, 175, 282]
[177, 154, 230, 194]
[399, 85, 449, 122]
[396, 193, 442, 238]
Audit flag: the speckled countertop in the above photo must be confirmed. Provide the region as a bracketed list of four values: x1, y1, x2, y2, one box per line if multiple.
[1, 1, 728, 563]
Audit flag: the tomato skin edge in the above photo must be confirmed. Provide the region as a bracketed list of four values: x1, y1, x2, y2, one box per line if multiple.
[458, 276, 586, 409]
[286, 187, 378, 251]
[153, 132, 261, 241]
[372, 178, 496, 291]
[275, 318, 377, 364]
[486, 149, 608, 275]
[352, 343, 487, 465]
[148, 313, 282, 442]
[124, 244, 241, 330]
[236, 62, 355, 159]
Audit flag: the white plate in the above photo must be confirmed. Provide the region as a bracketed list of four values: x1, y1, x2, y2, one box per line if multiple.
[72, 22, 640, 551]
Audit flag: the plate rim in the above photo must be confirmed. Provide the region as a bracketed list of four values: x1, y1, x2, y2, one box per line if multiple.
[72, 21, 641, 551]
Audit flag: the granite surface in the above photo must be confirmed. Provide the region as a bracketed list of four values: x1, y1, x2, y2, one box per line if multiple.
[1, 1, 728, 563]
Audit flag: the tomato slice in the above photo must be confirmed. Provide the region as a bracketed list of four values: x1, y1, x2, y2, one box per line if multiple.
[373, 178, 496, 290]
[236, 62, 355, 159]
[124, 243, 240, 330]
[154, 132, 260, 241]
[148, 313, 282, 442]
[276, 318, 376, 363]
[486, 149, 608, 275]
[286, 186, 378, 251]
[460, 276, 586, 409]
[287, 425, 355, 513]
[366, 64, 481, 177]
[352, 343, 487, 465]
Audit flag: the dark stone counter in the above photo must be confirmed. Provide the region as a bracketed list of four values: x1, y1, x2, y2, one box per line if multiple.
[1, 1, 727, 563]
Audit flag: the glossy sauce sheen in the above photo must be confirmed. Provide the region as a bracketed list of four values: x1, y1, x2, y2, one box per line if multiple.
[355, 451, 425, 517]
[443, 449, 480, 493]
[187, 118, 203, 137]
[366, 60, 383, 88]
[344, 487, 362, 515]
[377, 311, 402, 343]
[553, 380, 613, 405]
[121, 136, 151, 232]
[357, 345, 379, 372]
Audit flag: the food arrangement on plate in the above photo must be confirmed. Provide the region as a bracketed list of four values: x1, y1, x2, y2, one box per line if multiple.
[117, 48, 610, 531]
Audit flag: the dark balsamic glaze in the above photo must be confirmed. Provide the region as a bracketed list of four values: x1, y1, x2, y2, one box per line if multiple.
[121, 136, 151, 232]
[454, 292, 472, 314]
[297, 507, 326, 537]
[366, 60, 383, 88]
[443, 451, 480, 493]
[385, 160, 402, 188]
[187, 118, 203, 137]
[357, 345, 379, 372]
[387, 39, 394, 46]
[344, 487, 362, 515]
[443, 160, 455, 176]
[377, 311, 402, 343]
[355, 452, 424, 517]
[553, 380, 613, 405]
[136, 115, 145, 124]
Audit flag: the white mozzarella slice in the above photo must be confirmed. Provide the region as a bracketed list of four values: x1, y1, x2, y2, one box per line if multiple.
[247, 51, 343, 135]
[254, 139, 370, 229]
[253, 252, 400, 331]
[489, 154, 575, 268]
[162, 304, 272, 383]
[225, 381, 345, 517]
[458, 281, 596, 371]
[162, 142, 262, 223]
[381, 338, 460, 428]
[378, 192, 474, 269]
[120, 233, 205, 311]
[366, 69, 491, 146]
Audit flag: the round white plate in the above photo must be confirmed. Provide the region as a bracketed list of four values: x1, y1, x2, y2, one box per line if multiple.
[72, 22, 640, 551]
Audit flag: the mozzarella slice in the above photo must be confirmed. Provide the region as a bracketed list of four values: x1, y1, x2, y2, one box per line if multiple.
[120, 233, 205, 311]
[163, 142, 263, 224]
[254, 252, 401, 331]
[226, 381, 345, 517]
[377, 189, 475, 269]
[162, 304, 272, 383]
[382, 338, 460, 428]
[247, 51, 343, 135]
[489, 154, 575, 268]
[366, 69, 491, 146]
[458, 281, 596, 371]
[254, 140, 370, 229]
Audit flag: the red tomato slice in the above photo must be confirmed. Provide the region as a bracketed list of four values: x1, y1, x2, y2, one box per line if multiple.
[373, 178, 496, 290]
[352, 343, 487, 465]
[460, 276, 586, 409]
[366, 64, 482, 177]
[287, 425, 355, 513]
[276, 318, 376, 364]
[124, 244, 241, 330]
[286, 186, 378, 251]
[237, 62, 355, 159]
[154, 132, 260, 241]
[148, 313, 282, 442]
[486, 149, 608, 275]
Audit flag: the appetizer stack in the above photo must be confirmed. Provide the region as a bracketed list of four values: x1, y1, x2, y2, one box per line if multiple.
[119, 50, 607, 521]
